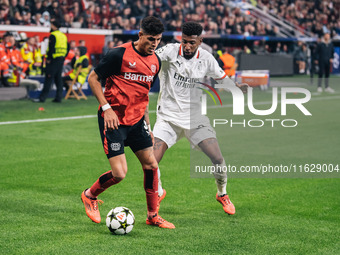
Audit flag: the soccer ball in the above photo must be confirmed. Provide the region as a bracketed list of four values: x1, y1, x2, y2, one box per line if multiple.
[106, 207, 135, 235]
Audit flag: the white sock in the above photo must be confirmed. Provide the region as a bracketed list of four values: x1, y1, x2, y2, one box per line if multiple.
[213, 159, 227, 196]
[157, 167, 163, 197]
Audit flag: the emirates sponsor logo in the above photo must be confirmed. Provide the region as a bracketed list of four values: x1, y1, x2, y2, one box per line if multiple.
[124, 72, 154, 82]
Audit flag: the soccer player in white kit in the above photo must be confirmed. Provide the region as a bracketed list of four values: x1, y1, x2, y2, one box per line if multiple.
[153, 21, 247, 215]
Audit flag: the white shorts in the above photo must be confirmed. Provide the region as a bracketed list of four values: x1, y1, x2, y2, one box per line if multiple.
[153, 118, 216, 148]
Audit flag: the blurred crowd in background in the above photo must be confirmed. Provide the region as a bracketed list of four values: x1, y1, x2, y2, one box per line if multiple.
[0, 31, 89, 87]
[0, 0, 339, 38]
[0, 0, 339, 88]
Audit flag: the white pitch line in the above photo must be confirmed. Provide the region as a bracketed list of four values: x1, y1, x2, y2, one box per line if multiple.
[0, 115, 97, 125]
[0, 95, 339, 126]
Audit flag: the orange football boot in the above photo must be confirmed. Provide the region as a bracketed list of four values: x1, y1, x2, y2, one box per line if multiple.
[146, 213, 175, 229]
[157, 189, 166, 212]
[81, 189, 103, 223]
[216, 193, 235, 215]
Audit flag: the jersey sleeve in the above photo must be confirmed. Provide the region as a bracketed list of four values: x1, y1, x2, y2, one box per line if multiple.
[205, 53, 227, 80]
[151, 54, 162, 87]
[155, 44, 173, 62]
[94, 47, 126, 81]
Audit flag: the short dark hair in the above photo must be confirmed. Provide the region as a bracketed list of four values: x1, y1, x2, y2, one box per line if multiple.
[140, 16, 164, 36]
[182, 22, 203, 36]
[51, 19, 61, 28]
[3, 31, 14, 37]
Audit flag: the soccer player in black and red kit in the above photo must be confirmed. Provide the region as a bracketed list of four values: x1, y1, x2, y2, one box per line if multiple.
[81, 16, 175, 229]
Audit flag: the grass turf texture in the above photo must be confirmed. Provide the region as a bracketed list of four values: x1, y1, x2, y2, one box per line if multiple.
[0, 76, 339, 254]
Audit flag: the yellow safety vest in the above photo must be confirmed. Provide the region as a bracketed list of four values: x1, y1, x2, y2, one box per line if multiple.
[20, 43, 42, 75]
[69, 55, 90, 84]
[49, 30, 67, 58]
[21, 43, 34, 64]
[35, 48, 42, 63]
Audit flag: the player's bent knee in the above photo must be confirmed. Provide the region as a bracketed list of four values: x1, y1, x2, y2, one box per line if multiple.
[108, 154, 128, 181]
[111, 171, 126, 182]
[142, 161, 158, 170]
[211, 156, 224, 165]
[207, 154, 224, 165]
[110, 167, 127, 182]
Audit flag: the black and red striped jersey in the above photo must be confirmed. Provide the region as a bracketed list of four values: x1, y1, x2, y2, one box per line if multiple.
[94, 42, 161, 126]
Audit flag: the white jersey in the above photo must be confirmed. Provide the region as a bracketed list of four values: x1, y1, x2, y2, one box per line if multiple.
[155, 43, 228, 129]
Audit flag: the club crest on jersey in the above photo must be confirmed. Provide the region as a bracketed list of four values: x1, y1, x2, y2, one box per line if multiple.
[129, 62, 136, 69]
[198, 61, 202, 71]
[151, 64, 156, 73]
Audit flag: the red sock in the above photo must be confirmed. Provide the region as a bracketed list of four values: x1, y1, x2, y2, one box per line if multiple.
[143, 168, 158, 213]
[90, 170, 121, 197]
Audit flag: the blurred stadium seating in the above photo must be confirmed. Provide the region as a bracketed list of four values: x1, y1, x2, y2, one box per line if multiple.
[0, 0, 339, 87]
[0, 0, 339, 38]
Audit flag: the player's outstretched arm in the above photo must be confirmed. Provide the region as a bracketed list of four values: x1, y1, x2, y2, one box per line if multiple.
[215, 75, 249, 94]
[235, 82, 249, 94]
[88, 70, 119, 130]
[208, 54, 248, 94]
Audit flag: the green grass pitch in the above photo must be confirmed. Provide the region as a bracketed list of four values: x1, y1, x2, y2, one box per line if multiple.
[0, 76, 339, 254]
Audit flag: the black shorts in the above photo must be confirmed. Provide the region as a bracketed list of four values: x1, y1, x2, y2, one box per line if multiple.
[98, 110, 153, 158]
